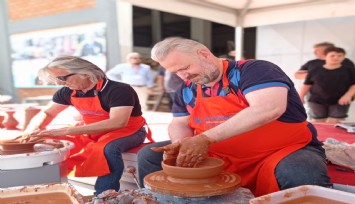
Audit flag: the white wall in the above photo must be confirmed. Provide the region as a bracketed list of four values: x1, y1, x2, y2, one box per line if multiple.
[256, 16, 355, 121]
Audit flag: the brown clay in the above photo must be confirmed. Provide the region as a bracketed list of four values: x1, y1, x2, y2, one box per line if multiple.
[144, 171, 241, 197]
[0, 115, 4, 128]
[146, 157, 241, 197]
[1, 192, 73, 204]
[2, 110, 19, 130]
[166, 175, 219, 184]
[0, 140, 41, 154]
[162, 157, 224, 179]
[279, 196, 348, 204]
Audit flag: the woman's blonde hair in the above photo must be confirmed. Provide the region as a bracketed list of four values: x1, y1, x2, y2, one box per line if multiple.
[38, 56, 106, 83]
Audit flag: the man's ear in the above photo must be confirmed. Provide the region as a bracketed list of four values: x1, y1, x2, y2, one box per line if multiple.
[81, 74, 90, 78]
[197, 49, 210, 59]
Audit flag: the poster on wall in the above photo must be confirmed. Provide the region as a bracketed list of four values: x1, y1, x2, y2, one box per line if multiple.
[10, 22, 107, 87]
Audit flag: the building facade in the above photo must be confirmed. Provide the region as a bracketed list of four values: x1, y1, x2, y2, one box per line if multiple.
[1, 0, 253, 102]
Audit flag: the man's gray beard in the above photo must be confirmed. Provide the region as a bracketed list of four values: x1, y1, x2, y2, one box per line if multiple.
[201, 69, 219, 84]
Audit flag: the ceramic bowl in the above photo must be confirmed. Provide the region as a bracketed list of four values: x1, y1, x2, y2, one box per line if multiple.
[0, 140, 42, 153]
[162, 157, 224, 179]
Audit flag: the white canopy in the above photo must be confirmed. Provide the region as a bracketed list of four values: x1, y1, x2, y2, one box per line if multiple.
[119, 0, 355, 27]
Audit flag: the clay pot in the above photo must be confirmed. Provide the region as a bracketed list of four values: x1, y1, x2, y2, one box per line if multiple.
[22, 107, 41, 130]
[2, 110, 19, 130]
[0, 115, 4, 128]
[162, 157, 224, 179]
[0, 140, 38, 154]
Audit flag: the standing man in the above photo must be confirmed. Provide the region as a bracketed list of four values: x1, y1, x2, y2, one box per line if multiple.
[294, 42, 354, 80]
[106, 52, 155, 110]
[299, 47, 355, 123]
[137, 37, 331, 196]
[157, 66, 184, 109]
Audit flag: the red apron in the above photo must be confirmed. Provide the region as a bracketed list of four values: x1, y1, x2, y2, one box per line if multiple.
[188, 61, 311, 196]
[55, 79, 153, 177]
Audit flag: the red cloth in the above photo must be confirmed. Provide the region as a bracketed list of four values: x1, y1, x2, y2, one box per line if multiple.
[313, 123, 355, 186]
[327, 165, 355, 186]
[314, 123, 355, 143]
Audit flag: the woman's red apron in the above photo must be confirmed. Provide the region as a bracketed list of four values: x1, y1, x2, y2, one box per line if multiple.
[188, 61, 311, 196]
[55, 79, 153, 177]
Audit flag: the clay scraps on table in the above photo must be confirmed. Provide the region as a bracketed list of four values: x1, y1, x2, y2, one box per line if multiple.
[85, 189, 161, 204]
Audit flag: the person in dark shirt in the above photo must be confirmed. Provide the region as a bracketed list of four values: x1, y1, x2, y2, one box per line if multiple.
[299, 47, 355, 123]
[80, 33, 104, 56]
[137, 37, 331, 196]
[294, 42, 355, 80]
[24, 56, 153, 195]
[157, 66, 184, 109]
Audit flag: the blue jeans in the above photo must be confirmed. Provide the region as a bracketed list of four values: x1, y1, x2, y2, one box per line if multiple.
[275, 144, 332, 189]
[137, 141, 168, 188]
[95, 127, 146, 195]
[137, 141, 332, 190]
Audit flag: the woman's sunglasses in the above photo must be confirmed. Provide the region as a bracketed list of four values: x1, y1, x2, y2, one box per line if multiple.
[56, 73, 76, 82]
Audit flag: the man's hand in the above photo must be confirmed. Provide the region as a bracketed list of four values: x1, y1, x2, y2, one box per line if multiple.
[176, 134, 215, 167]
[151, 134, 215, 167]
[338, 95, 353, 105]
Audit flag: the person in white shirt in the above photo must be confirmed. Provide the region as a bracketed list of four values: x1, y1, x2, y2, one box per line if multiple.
[107, 52, 154, 110]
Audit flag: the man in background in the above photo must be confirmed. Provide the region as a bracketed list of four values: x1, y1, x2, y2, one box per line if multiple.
[298, 47, 355, 123]
[294, 42, 354, 80]
[106, 52, 155, 110]
[157, 66, 184, 109]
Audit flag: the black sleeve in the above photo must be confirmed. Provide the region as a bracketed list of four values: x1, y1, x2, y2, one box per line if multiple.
[105, 83, 136, 108]
[52, 88, 73, 105]
[103, 82, 141, 116]
[343, 58, 355, 69]
[300, 61, 311, 71]
[348, 66, 355, 84]
[158, 67, 166, 76]
[238, 60, 292, 94]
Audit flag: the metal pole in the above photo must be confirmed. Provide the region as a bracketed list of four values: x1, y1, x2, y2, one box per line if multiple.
[0, 0, 18, 102]
[234, 0, 252, 60]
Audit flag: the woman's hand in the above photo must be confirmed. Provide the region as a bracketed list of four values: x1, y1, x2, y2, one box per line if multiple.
[30, 127, 69, 137]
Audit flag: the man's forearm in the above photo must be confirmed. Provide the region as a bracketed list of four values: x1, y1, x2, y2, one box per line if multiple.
[168, 122, 194, 143]
[294, 70, 308, 80]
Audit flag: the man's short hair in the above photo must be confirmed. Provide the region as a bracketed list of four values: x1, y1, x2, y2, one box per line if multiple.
[324, 47, 346, 55]
[313, 42, 335, 48]
[126, 52, 141, 61]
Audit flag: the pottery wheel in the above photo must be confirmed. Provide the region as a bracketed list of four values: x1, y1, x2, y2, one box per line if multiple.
[0, 139, 74, 170]
[0, 140, 63, 155]
[0, 140, 46, 155]
[144, 171, 241, 197]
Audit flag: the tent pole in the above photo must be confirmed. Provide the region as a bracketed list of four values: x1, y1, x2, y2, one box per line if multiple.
[235, 0, 252, 60]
